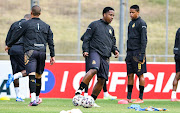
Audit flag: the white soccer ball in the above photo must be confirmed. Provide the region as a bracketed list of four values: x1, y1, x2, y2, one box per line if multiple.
[72, 95, 84, 106]
[82, 96, 95, 108]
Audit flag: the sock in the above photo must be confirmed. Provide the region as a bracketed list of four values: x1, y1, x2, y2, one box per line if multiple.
[91, 94, 97, 100]
[31, 92, 36, 102]
[104, 91, 109, 97]
[85, 85, 88, 93]
[14, 87, 20, 98]
[127, 85, 133, 99]
[14, 72, 23, 80]
[36, 96, 39, 102]
[84, 93, 88, 97]
[171, 91, 176, 99]
[29, 75, 36, 102]
[78, 82, 88, 90]
[36, 78, 41, 96]
[139, 85, 144, 100]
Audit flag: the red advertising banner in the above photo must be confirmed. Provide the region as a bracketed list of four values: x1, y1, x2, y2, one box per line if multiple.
[40, 62, 178, 99]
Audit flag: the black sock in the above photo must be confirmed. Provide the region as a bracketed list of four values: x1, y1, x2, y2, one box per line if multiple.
[139, 85, 144, 100]
[78, 82, 87, 90]
[85, 86, 88, 93]
[36, 78, 41, 96]
[29, 75, 36, 93]
[103, 82, 107, 92]
[91, 94, 97, 100]
[127, 85, 133, 99]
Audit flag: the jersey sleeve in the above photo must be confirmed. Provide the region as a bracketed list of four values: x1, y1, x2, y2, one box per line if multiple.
[140, 21, 147, 54]
[7, 22, 28, 47]
[174, 28, 180, 54]
[5, 24, 14, 45]
[82, 22, 96, 53]
[47, 26, 55, 57]
[111, 29, 119, 54]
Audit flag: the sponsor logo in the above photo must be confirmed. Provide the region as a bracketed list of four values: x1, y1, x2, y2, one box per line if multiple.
[132, 23, 135, 28]
[41, 69, 55, 93]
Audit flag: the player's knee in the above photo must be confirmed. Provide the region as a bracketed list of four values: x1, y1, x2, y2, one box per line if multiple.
[90, 69, 97, 75]
[128, 73, 134, 79]
[36, 73, 42, 79]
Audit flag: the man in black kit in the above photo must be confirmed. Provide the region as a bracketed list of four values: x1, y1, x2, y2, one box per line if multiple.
[118, 5, 147, 104]
[171, 28, 180, 101]
[5, 14, 31, 102]
[5, 5, 55, 106]
[75, 7, 119, 107]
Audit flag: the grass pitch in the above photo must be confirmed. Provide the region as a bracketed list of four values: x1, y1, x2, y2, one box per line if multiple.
[0, 98, 180, 113]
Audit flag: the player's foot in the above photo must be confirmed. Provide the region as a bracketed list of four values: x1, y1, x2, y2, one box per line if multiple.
[16, 97, 24, 102]
[75, 89, 82, 95]
[132, 98, 144, 103]
[28, 100, 38, 106]
[37, 98, 42, 104]
[118, 99, 132, 104]
[171, 98, 180, 102]
[93, 103, 100, 108]
[6, 74, 14, 88]
[104, 94, 117, 100]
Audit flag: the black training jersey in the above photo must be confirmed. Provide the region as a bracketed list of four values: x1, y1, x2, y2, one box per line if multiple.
[127, 17, 147, 54]
[174, 28, 180, 55]
[7, 18, 55, 57]
[81, 19, 119, 58]
[5, 19, 26, 55]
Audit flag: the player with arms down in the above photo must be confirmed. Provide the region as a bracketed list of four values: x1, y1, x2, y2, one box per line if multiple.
[75, 7, 119, 107]
[118, 5, 147, 104]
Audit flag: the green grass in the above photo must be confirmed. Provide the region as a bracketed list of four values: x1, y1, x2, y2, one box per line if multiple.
[0, 98, 180, 113]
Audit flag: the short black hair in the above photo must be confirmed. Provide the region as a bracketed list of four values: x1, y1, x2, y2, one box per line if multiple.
[102, 7, 114, 15]
[31, 5, 41, 16]
[130, 5, 139, 12]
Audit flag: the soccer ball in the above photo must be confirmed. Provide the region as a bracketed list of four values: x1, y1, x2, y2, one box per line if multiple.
[72, 95, 84, 106]
[81, 96, 94, 108]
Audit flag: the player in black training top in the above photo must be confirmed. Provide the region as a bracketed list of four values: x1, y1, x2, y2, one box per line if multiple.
[171, 28, 180, 101]
[5, 14, 31, 102]
[5, 5, 55, 106]
[75, 7, 119, 107]
[118, 5, 147, 104]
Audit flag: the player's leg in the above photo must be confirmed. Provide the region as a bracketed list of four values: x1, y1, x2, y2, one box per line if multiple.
[91, 78, 105, 99]
[171, 58, 180, 101]
[91, 56, 109, 107]
[35, 73, 42, 104]
[133, 52, 146, 103]
[35, 51, 46, 104]
[75, 49, 100, 95]
[103, 81, 117, 100]
[171, 72, 180, 101]
[6, 55, 27, 88]
[25, 50, 38, 106]
[127, 73, 134, 101]
[118, 51, 134, 104]
[75, 69, 97, 95]
[84, 84, 89, 96]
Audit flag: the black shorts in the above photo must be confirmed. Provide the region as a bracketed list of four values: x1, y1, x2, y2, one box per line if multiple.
[85, 49, 109, 80]
[10, 54, 25, 74]
[25, 50, 46, 75]
[175, 56, 180, 73]
[125, 50, 147, 76]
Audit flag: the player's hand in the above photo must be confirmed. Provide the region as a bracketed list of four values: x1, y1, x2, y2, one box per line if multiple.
[50, 57, 55, 65]
[114, 50, 119, 58]
[5, 46, 10, 53]
[139, 53, 145, 64]
[83, 52, 89, 57]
